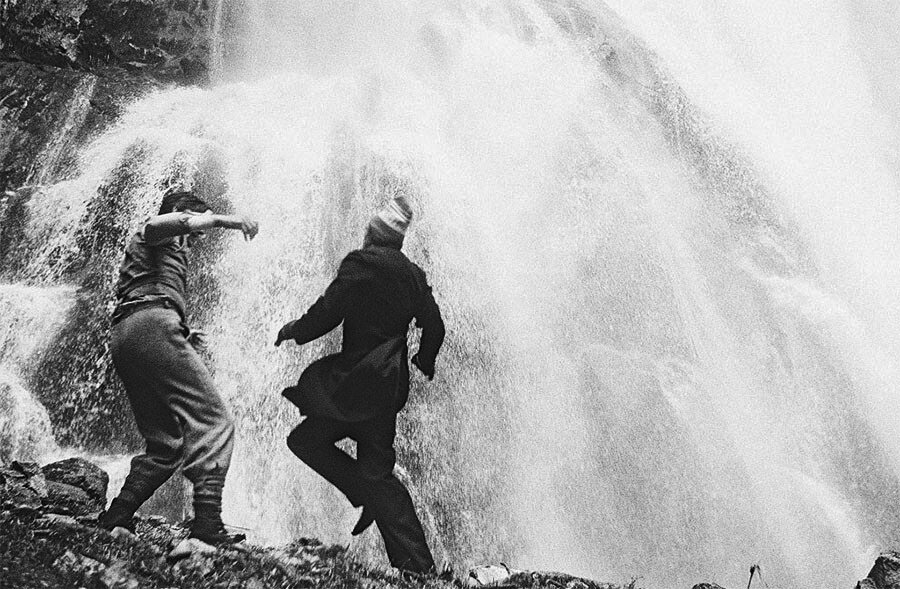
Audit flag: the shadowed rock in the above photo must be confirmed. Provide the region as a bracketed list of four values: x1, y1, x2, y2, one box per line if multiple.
[0, 457, 106, 515]
[858, 552, 900, 589]
[0, 0, 214, 83]
[45, 480, 97, 515]
[42, 456, 108, 503]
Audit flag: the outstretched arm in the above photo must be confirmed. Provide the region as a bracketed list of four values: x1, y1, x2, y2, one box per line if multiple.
[275, 253, 360, 347]
[275, 291, 343, 347]
[143, 212, 259, 244]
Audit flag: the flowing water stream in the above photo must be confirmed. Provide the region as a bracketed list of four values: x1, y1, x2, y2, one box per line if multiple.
[3, 2, 900, 587]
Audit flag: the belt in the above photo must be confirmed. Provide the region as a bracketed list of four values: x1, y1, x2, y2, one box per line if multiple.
[111, 295, 181, 326]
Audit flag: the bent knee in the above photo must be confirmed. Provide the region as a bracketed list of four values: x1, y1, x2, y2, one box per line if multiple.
[286, 427, 308, 454]
[286, 426, 321, 462]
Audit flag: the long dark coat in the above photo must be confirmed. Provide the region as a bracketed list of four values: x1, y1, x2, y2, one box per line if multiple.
[280, 245, 445, 422]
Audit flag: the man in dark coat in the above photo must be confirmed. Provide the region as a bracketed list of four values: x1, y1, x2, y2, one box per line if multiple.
[98, 190, 258, 545]
[275, 194, 445, 574]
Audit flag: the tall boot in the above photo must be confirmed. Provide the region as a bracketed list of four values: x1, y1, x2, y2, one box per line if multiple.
[99, 454, 179, 533]
[98, 489, 142, 532]
[189, 471, 244, 545]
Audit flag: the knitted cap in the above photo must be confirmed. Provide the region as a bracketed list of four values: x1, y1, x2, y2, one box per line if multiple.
[368, 195, 412, 245]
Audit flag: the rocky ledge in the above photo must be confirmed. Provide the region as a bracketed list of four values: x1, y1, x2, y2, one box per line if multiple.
[0, 457, 625, 589]
[4, 456, 899, 589]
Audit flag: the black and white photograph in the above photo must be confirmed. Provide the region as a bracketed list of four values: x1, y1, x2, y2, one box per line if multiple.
[1, 2, 900, 588]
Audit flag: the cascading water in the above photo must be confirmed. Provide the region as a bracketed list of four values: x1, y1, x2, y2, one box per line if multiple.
[3, 1, 900, 587]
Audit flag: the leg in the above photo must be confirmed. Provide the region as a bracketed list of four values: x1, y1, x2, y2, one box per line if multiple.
[102, 312, 186, 529]
[144, 311, 238, 541]
[355, 415, 435, 574]
[287, 416, 366, 506]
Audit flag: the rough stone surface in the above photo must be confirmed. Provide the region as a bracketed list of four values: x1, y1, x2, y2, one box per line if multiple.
[863, 551, 900, 589]
[42, 456, 109, 503]
[100, 559, 141, 589]
[52, 548, 106, 582]
[0, 458, 106, 515]
[0, 466, 42, 512]
[45, 479, 99, 515]
[0, 60, 159, 193]
[1, 0, 213, 83]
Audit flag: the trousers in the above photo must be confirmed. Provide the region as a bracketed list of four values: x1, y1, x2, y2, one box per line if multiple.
[287, 415, 435, 574]
[110, 306, 235, 503]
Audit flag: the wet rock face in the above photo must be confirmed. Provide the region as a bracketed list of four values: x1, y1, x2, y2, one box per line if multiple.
[0, 61, 160, 193]
[0, 0, 87, 66]
[1, 0, 213, 83]
[0, 62, 95, 190]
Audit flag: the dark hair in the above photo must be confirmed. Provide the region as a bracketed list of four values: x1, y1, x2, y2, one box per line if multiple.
[158, 191, 212, 215]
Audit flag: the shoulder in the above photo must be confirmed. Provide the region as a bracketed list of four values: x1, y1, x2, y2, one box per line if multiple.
[340, 249, 371, 268]
[334, 249, 375, 280]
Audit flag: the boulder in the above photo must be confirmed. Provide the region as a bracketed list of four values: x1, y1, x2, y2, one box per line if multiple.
[692, 584, 727, 589]
[42, 457, 109, 503]
[0, 457, 107, 514]
[13, 461, 49, 498]
[100, 560, 140, 589]
[0, 466, 42, 512]
[53, 548, 105, 582]
[45, 479, 100, 515]
[860, 551, 900, 589]
[468, 564, 520, 586]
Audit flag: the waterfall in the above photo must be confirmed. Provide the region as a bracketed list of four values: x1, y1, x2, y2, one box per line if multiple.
[3, 1, 900, 587]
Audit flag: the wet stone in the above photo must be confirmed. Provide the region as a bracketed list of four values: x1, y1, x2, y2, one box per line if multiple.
[100, 559, 141, 589]
[42, 456, 109, 503]
[863, 551, 900, 589]
[45, 479, 99, 515]
[53, 548, 105, 581]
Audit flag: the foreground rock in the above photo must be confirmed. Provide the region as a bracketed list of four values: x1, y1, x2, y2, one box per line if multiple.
[467, 564, 622, 589]
[42, 456, 109, 504]
[0, 457, 631, 589]
[0, 457, 106, 516]
[858, 552, 900, 589]
[1, 507, 636, 589]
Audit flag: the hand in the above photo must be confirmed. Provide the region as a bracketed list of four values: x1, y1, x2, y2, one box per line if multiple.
[275, 325, 290, 347]
[187, 329, 208, 351]
[219, 214, 259, 241]
[411, 354, 435, 381]
[238, 215, 259, 241]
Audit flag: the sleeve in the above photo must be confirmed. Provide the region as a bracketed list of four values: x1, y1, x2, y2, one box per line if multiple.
[278, 253, 363, 345]
[413, 276, 446, 372]
[141, 213, 191, 245]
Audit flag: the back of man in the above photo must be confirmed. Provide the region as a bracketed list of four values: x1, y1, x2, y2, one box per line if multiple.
[340, 245, 426, 353]
[277, 194, 444, 575]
